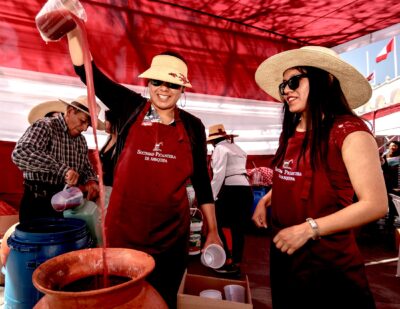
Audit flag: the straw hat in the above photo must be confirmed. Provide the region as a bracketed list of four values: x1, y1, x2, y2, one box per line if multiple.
[255, 46, 372, 109]
[28, 101, 66, 124]
[59, 95, 105, 130]
[207, 124, 238, 142]
[138, 55, 192, 88]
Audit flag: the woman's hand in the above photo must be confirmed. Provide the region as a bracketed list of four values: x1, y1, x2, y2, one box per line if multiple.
[252, 190, 272, 228]
[273, 222, 314, 255]
[202, 230, 223, 251]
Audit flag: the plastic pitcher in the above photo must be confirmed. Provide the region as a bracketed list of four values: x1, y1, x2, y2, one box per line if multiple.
[51, 186, 83, 212]
[35, 0, 87, 42]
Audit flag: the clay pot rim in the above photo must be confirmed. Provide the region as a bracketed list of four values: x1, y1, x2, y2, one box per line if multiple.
[32, 247, 155, 297]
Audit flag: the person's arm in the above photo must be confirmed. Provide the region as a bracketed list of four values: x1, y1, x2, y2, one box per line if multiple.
[252, 189, 272, 228]
[67, 28, 86, 66]
[66, 29, 145, 115]
[315, 131, 388, 232]
[273, 131, 388, 255]
[184, 115, 222, 248]
[200, 202, 223, 249]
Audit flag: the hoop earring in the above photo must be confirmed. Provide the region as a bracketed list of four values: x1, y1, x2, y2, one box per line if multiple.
[179, 92, 187, 108]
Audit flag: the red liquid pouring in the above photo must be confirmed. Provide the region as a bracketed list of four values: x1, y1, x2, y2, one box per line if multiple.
[36, 9, 77, 41]
[36, 7, 109, 288]
[72, 14, 109, 288]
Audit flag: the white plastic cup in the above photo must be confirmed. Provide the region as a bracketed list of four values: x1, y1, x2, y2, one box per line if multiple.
[224, 284, 245, 303]
[199, 289, 222, 300]
[200, 244, 226, 269]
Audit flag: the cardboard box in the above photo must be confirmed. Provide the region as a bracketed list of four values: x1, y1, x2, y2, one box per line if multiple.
[177, 270, 253, 309]
[0, 214, 19, 238]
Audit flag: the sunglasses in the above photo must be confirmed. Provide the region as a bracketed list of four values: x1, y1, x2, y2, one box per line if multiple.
[278, 74, 308, 96]
[149, 79, 182, 90]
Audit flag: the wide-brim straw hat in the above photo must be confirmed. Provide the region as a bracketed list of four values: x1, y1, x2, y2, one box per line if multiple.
[207, 124, 239, 142]
[255, 46, 372, 109]
[28, 101, 67, 124]
[59, 95, 105, 130]
[138, 55, 192, 88]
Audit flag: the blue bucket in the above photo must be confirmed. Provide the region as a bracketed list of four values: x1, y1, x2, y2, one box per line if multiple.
[252, 186, 267, 214]
[4, 218, 92, 309]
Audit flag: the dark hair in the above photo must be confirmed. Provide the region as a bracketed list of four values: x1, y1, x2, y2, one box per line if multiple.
[387, 141, 400, 147]
[105, 110, 117, 133]
[387, 141, 400, 157]
[44, 111, 62, 117]
[160, 50, 187, 64]
[272, 66, 356, 170]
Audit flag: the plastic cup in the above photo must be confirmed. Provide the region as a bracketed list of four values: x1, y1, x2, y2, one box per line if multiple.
[199, 289, 222, 300]
[35, 0, 87, 42]
[224, 284, 245, 303]
[200, 244, 226, 269]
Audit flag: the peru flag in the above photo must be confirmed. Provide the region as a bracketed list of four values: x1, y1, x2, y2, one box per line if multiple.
[366, 72, 374, 81]
[376, 38, 394, 63]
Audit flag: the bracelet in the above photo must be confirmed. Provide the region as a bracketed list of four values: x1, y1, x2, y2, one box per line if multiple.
[306, 218, 321, 240]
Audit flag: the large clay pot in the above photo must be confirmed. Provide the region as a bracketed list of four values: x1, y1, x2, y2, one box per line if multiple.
[32, 248, 168, 308]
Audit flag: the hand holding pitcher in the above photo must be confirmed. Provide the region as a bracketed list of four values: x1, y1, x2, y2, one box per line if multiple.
[35, 0, 87, 42]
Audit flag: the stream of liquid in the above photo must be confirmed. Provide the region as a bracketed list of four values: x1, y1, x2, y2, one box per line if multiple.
[36, 8, 110, 288]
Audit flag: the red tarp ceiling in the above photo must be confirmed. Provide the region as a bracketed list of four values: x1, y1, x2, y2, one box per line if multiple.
[1, 0, 400, 101]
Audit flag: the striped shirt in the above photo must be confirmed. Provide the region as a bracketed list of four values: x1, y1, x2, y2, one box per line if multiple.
[12, 114, 97, 185]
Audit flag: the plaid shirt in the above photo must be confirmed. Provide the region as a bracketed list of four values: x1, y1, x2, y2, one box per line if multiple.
[12, 114, 97, 185]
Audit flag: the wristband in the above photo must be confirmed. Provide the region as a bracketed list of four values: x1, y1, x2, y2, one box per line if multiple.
[306, 218, 321, 240]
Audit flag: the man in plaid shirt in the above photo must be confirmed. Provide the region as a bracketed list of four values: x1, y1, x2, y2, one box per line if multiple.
[12, 96, 100, 223]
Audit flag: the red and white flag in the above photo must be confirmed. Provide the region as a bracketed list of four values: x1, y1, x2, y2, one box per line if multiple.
[366, 72, 374, 81]
[376, 38, 394, 63]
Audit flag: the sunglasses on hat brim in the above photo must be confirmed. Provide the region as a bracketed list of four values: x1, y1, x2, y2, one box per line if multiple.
[149, 79, 182, 90]
[278, 74, 308, 96]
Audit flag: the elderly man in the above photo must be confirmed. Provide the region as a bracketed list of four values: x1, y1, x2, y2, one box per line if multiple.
[12, 95, 101, 223]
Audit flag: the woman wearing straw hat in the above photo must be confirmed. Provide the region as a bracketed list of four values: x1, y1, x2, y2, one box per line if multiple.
[207, 124, 253, 276]
[65, 28, 222, 308]
[252, 46, 387, 308]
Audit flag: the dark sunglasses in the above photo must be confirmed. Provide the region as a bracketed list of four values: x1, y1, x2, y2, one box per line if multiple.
[149, 79, 182, 90]
[278, 74, 308, 95]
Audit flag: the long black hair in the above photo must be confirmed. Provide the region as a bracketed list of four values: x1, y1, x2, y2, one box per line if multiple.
[272, 66, 356, 170]
[105, 109, 117, 134]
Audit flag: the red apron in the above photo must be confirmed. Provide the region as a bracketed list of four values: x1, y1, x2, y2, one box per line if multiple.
[270, 130, 373, 308]
[271, 131, 363, 266]
[105, 102, 193, 254]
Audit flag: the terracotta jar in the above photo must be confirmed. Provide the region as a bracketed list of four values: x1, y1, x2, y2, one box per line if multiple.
[32, 248, 168, 308]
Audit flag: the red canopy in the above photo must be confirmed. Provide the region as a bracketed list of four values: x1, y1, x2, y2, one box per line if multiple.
[1, 0, 400, 101]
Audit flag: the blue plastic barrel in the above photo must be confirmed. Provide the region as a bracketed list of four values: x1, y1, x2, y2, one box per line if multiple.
[4, 218, 92, 309]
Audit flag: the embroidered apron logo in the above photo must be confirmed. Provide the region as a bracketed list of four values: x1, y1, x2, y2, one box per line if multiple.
[275, 159, 302, 182]
[283, 159, 293, 169]
[137, 149, 176, 163]
[153, 142, 163, 152]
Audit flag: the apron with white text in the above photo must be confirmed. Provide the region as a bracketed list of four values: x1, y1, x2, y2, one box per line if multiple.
[105, 101, 193, 254]
[270, 130, 375, 308]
